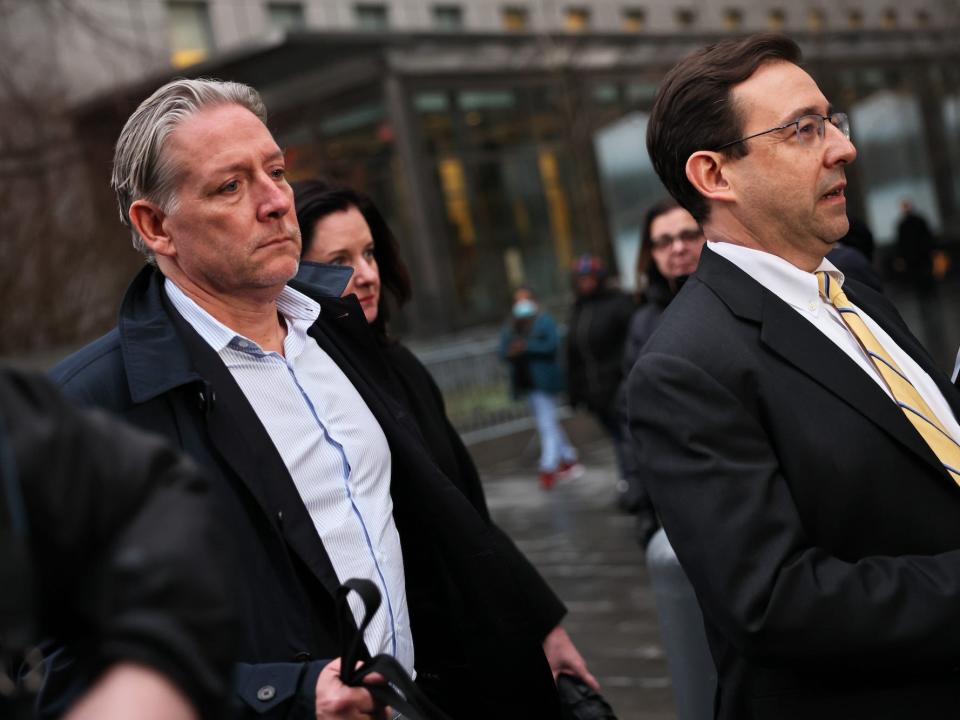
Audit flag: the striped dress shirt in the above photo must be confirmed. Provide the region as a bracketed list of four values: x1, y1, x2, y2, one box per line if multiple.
[165, 279, 414, 674]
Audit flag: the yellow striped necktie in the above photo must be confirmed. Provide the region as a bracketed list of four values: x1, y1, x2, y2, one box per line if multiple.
[817, 271, 960, 485]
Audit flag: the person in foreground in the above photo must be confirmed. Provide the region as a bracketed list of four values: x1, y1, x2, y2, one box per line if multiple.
[292, 179, 596, 685]
[51, 79, 565, 718]
[0, 367, 234, 720]
[628, 33, 960, 720]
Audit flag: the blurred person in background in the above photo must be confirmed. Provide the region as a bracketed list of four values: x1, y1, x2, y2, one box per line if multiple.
[292, 179, 598, 698]
[0, 367, 233, 720]
[826, 216, 882, 293]
[499, 286, 581, 490]
[896, 199, 948, 365]
[619, 198, 705, 542]
[565, 255, 635, 503]
[616, 200, 715, 720]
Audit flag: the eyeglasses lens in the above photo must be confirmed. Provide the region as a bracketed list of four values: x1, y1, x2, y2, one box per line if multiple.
[797, 113, 850, 146]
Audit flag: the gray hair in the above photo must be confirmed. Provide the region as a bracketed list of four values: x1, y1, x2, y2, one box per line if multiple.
[111, 78, 267, 260]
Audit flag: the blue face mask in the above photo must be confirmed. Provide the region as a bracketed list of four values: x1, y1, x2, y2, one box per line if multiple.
[512, 299, 538, 319]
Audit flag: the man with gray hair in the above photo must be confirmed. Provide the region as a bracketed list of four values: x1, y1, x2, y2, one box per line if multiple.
[51, 78, 577, 718]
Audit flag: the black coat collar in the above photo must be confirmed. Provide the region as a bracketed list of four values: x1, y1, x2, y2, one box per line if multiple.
[696, 245, 960, 481]
[117, 265, 202, 404]
[114, 265, 348, 594]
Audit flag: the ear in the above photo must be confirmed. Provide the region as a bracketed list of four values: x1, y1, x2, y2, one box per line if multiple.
[128, 199, 176, 258]
[685, 150, 737, 205]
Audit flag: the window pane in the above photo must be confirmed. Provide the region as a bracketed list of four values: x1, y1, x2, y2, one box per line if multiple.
[268, 2, 305, 32]
[564, 7, 590, 32]
[851, 89, 940, 242]
[167, 1, 214, 68]
[502, 6, 528, 31]
[594, 112, 666, 291]
[622, 8, 645, 32]
[723, 8, 743, 31]
[355, 3, 389, 30]
[769, 8, 786, 30]
[808, 7, 826, 31]
[433, 5, 463, 31]
[674, 8, 696, 28]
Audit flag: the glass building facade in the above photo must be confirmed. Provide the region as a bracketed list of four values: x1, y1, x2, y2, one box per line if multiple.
[82, 29, 960, 340]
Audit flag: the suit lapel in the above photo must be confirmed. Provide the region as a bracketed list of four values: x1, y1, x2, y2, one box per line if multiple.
[698, 247, 947, 477]
[759, 296, 942, 471]
[167, 301, 343, 597]
[844, 282, 960, 423]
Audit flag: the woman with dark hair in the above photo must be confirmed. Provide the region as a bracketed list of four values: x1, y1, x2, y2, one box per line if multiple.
[621, 199, 714, 720]
[623, 199, 704, 380]
[290, 179, 599, 708]
[620, 198, 705, 534]
[291, 180, 412, 332]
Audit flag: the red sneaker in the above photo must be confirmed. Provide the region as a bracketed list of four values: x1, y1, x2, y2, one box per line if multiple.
[557, 460, 584, 479]
[539, 471, 557, 490]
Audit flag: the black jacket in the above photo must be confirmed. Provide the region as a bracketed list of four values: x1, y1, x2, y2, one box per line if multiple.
[629, 247, 960, 720]
[292, 263, 566, 642]
[621, 281, 674, 379]
[566, 289, 635, 413]
[51, 266, 560, 719]
[378, 340, 566, 640]
[0, 368, 234, 718]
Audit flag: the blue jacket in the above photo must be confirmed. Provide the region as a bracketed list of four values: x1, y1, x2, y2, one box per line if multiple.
[499, 312, 565, 396]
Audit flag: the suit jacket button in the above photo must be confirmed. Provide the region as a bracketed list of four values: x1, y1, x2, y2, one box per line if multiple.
[257, 685, 276, 701]
[293, 651, 312, 661]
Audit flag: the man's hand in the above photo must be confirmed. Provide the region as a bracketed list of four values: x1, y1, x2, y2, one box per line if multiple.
[315, 659, 390, 720]
[542, 625, 600, 692]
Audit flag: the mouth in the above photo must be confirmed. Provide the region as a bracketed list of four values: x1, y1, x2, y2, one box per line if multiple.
[820, 183, 846, 201]
[260, 235, 298, 249]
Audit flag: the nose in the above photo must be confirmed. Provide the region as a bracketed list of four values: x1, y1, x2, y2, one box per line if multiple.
[825, 123, 857, 167]
[353, 257, 378, 287]
[257, 173, 293, 222]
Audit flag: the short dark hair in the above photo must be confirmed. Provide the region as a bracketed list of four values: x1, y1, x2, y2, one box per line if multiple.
[292, 179, 412, 336]
[637, 197, 681, 291]
[646, 33, 802, 223]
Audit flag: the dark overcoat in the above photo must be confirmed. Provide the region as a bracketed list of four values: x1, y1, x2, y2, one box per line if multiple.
[52, 266, 561, 719]
[628, 246, 960, 720]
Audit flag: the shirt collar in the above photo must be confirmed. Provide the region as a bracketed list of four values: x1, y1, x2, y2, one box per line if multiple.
[164, 279, 321, 356]
[706, 240, 845, 316]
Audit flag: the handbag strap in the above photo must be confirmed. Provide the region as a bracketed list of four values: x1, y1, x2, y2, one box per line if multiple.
[336, 578, 453, 720]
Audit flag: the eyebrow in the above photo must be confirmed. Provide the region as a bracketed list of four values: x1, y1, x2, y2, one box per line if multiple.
[778, 104, 834, 125]
[209, 148, 285, 176]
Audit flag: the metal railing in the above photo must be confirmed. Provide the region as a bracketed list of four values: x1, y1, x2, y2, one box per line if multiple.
[412, 328, 572, 445]
[414, 335, 530, 442]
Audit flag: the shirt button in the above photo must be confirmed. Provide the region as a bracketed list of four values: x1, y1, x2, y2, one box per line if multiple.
[257, 685, 276, 702]
[808, 301, 817, 311]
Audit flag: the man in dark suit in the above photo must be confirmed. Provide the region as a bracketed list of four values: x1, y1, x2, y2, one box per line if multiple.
[628, 34, 960, 720]
[50, 78, 590, 719]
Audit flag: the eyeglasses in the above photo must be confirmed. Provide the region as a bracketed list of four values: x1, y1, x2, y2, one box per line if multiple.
[649, 227, 704, 250]
[714, 112, 850, 151]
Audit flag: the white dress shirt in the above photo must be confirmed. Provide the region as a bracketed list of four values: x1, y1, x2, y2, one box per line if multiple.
[709, 241, 960, 445]
[165, 279, 414, 674]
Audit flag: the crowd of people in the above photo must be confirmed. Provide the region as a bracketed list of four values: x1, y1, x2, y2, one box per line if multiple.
[4, 29, 960, 720]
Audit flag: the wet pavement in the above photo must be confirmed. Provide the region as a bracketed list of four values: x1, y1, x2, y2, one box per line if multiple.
[480, 439, 677, 720]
